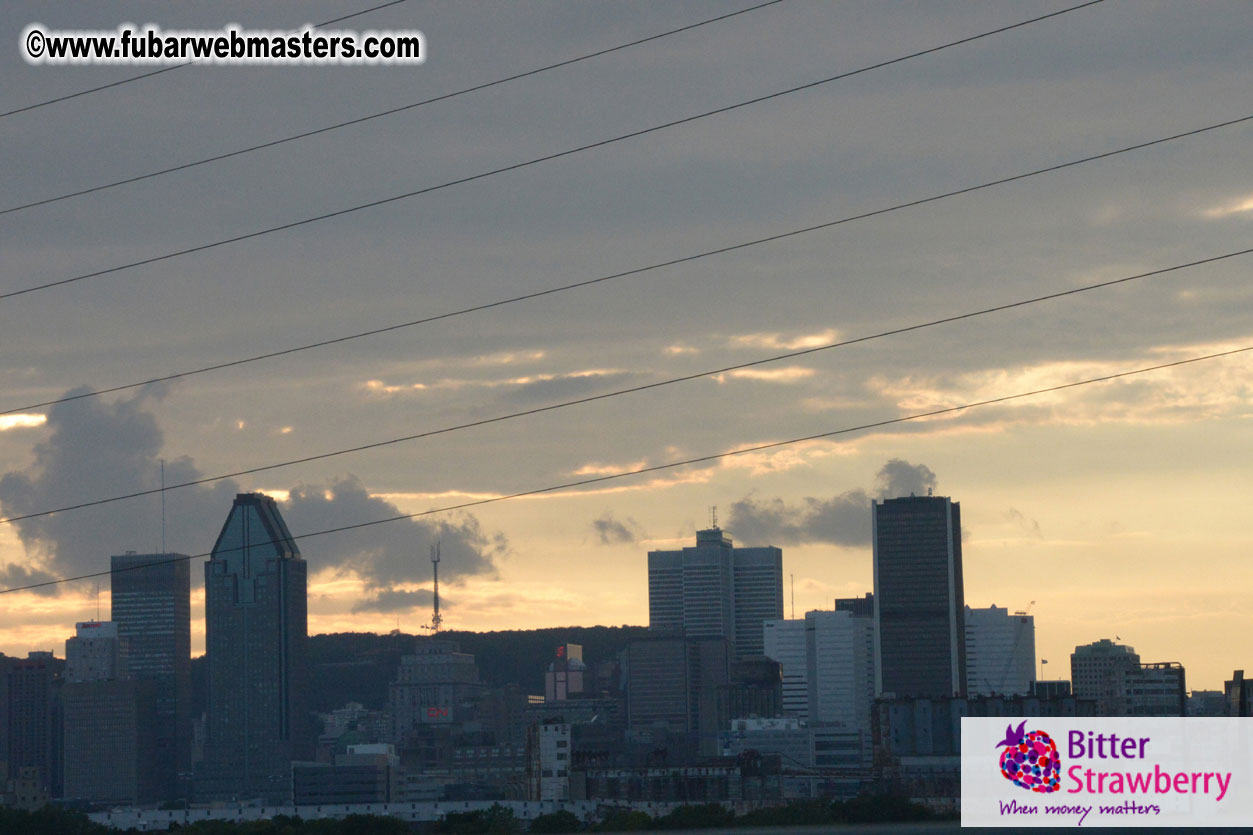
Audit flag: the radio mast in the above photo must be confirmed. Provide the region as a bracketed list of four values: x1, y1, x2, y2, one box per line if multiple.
[430, 541, 442, 633]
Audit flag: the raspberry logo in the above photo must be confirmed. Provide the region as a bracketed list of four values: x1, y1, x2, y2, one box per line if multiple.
[996, 720, 1061, 793]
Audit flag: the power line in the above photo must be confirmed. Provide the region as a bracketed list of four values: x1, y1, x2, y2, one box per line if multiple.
[3, 245, 1247, 526]
[0, 0, 1108, 302]
[2, 1, 785, 216]
[0, 0, 412, 120]
[4, 115, 1248, 419]
[2, 342, 1246, 595]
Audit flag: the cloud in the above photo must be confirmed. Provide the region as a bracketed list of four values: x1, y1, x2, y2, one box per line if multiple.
[351, 587, 438, 614]
[875, 458, 937, 498]
[727, 490, 871, 547]
[714, 367, 816, 384]
[591, 512, 644, 545]
[733, 329, 840, 351]
[0, 389, 502, 597]
[725, 458, 940, 546]
[281, 475, 503, 592]
[1007, 507, 1043, 538]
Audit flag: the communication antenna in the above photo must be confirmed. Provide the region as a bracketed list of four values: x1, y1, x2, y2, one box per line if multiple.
[709, 505, 718, 529]
[160, 458, 166, 553]
[790, 573, 795, 619]
[430, 541, 442, 632]
[93, 582, 100, 621]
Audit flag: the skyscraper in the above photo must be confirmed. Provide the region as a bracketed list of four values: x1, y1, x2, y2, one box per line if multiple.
[873, 495, 966, 698]
[110, 552, 191, 799]
[61, 622, 158, 804]
[196, 493, 309, 804]
[647, 526, 783, 660]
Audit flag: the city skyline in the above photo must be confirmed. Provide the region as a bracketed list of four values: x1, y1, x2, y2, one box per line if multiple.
[1, 0, 1252, 695]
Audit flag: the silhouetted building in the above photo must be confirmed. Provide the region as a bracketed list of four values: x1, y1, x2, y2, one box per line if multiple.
[196, 493, 309, 804]
[1033, 680, 1072, 699]
[965, 605, 1035, 696]
[625, 634, 728, 742]
[1070, 639, 1140, 715]
[390, 638, 483, 744]
[1187, 690, 1226, 717]
[111, 551, 191, 798]
[1225, 670, 1253, 717]
[648, 526, 783, 660]
[873, 496, 966, 698]
[62, 621, 159, 805]
[835, 593, 875, 619]
[1, 653, 60, 795]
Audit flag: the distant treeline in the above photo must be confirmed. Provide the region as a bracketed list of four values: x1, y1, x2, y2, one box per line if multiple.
[0, 797, 951, 834]
[191, 626, 651, 715]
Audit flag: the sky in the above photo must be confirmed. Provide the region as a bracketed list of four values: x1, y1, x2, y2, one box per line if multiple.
[1, 0, 1251, 691]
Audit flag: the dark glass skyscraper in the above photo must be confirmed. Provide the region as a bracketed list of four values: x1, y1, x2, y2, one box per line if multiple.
[873, 495, 966, 699]
[110, 552, 190, 799]
[196, 493, 309, 804]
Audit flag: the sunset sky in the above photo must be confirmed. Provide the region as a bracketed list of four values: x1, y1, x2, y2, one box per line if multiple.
[2, 0, 1251, 691]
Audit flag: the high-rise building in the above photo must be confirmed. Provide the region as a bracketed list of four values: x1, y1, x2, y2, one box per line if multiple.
[1070, 639, 1140, 716]
[762, 619, 808, 718]
[647, 526, 783, 660]
[806, 609, 875, 734]
[111, 551, 191, 797]
[0, 653, 60, 794]
[65, 621, 128, 683]
[196, 493, 309, 804]
[965, 605, 1035, 696]
[61, 622, 158, 804]
[873, 495, 966, 699]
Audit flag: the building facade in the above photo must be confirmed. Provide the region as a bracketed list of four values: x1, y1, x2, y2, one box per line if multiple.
[762, 619, 808, 719]
[196, 493, 309, 804]
[111, 551, 191, 798]
[965, 605, 1035, 697]
[1070, 639, 1140, 716]
[647, 526, 782, 661]
[873, 496, 966, 699]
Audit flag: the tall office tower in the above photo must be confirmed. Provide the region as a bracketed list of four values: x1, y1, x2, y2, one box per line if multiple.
[624, 633, 728, 741]
[965, 605, 1036, 696]
[0, 653, 60, 793]
[762, 619, 808, 718]
[196, 493, 309, 804]
[61, 622, 158, 804]
[1070, 638, 1141, 715]
[873, 495, 966, 698]
[647, 526, 783, 660]
[111, 551, 191, 798]
[806, 609, 875, 730]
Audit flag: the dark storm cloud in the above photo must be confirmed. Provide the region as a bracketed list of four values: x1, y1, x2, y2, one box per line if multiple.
[726, 458, 939, 547]
[281, 476, 502, 591]
[591, 512, 643, 545]
[0, 389, 501, 594]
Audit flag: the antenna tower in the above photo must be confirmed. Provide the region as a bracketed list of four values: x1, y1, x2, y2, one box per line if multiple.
[430, 541, 442, 632]
[790, 573, 795, 619]
[709, 505, 718, 529]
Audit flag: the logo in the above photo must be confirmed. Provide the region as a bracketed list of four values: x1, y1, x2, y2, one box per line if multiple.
[996, 720, 1061, 793]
